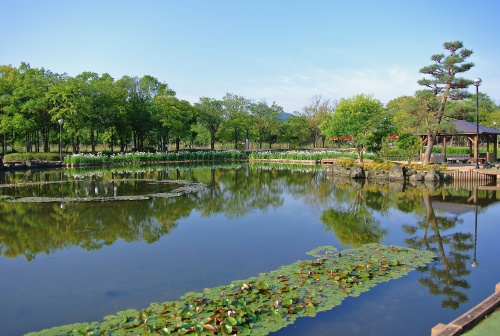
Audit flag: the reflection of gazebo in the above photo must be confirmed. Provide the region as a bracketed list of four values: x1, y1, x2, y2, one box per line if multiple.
[432, 202, 477, 217]
[418, 120, 500, 163]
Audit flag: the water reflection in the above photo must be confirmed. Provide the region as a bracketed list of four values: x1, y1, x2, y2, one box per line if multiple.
[1, 164, 499, 335]
[320, 187, 388, 247]
[404, 192, 472, 310]
[324, 176, 498, 311]
[0, 165, 497, 268]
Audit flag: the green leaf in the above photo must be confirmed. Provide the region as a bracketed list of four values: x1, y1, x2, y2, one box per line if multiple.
[226, 316, 238, 326]
[223, 323, 233, 334]
[306, 305, 316, 315]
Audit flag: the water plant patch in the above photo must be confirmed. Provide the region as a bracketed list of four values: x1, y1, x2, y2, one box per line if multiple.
[0, 180, 206, 203]
[26, 244, 435, 335]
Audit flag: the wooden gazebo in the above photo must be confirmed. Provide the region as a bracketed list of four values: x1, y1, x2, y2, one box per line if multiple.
[418, 120, 500, 164]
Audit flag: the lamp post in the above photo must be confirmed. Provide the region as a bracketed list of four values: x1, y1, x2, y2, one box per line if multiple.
[57, 119, 64, 162]
[471, 201, 479, 267]
[473, 78, 482, 169]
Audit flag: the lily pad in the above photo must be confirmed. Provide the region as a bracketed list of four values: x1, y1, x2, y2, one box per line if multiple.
[25, 244, 435, 336]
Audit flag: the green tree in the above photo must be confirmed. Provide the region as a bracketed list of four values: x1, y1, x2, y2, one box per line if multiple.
[100, 77, 128, 153]
[47, 74, 83, 153]
[320, 94, 384, 162]
[251, 100, 282, 149]
[155, 95, 195, 151]
[302, 95, 335, 148]
[74, 72, 123, 154]
[118, 75, 168, 151]
[417, 41, 474, 164]
[220, 93, 252, 149]
[0, 65, 19, 154]
[365, 108, 396, 159]
[278, 114, 310, 149]
[387, 95, 414, 134]
[396, 133, 420, 164]
[10, 63, 60, 152]
[195, 97, 224, 150]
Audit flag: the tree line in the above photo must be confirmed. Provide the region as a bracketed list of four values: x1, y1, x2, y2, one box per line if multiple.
[0, 62, 332, 155]
[1, 41, 499, 163]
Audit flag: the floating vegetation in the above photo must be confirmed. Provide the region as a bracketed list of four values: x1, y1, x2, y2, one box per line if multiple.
[2, 181, 206, 203]
[26, 244, 435, 335]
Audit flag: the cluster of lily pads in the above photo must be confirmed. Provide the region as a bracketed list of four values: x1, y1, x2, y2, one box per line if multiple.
[27, 244, 435, 335]
[64, 151, 247, 165]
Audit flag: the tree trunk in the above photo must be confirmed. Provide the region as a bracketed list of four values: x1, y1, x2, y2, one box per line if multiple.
[43, 127, 50, 152]
[357, 146, 364, 163]
[423, 130, 436, 164]
[234, 128, 238, 149]
[210, 132, 215, 150]
[90, 127, 96, 154]
[25, 131, 30, 152]
[120, 139, 125, 152]
[110, 131, 114, 154]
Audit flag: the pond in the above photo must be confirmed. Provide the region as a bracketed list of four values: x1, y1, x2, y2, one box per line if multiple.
[1, 163, 499, 335]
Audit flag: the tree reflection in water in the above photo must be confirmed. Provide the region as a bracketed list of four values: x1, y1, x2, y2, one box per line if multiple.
[0, 164, 497, 314]
[320, 180, 388, 247]
[402, 189, 475, 310]
[319, 177, 495, 311]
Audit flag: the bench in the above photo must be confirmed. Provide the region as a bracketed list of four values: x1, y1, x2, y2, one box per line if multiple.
[445, 155, 472, 164]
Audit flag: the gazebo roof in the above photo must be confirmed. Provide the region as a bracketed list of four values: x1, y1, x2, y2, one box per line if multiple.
[417, 119, 500, 136]
[447, 120, 500, 135]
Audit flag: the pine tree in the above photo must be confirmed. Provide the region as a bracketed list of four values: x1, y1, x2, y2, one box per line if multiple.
[418, 41, 474, 163]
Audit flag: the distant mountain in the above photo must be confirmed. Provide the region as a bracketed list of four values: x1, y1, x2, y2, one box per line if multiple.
[278, 112, 293, 121]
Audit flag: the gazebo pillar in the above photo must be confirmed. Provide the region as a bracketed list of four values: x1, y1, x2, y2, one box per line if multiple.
[490, 135, 498, 163]
[468, 137, 473, 160]
[442, 136, 447, 161]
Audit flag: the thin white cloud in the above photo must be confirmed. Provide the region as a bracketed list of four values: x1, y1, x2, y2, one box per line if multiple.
[227, 66, 422, 112]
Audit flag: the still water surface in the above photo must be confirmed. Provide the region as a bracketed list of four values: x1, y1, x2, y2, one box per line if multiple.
[1, 163, 499, 335]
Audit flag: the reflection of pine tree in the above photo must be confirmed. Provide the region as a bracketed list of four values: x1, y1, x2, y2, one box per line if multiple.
[403, 193, 472, 310]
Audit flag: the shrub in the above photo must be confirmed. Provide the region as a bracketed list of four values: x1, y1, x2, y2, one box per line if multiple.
[3, 152, 61, 162]
[336, 158, 355, 168]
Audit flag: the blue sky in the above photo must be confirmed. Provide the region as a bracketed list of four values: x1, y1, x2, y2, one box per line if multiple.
[1, 0, 499, 112]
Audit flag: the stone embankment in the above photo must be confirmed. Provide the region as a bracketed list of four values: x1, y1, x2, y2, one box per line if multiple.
[0, 158, 62, 171]
[326, 163, 449, 182]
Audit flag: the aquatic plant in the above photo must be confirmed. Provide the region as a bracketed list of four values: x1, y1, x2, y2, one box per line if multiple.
[64, 151, 247, 166]
[248, 150, 377, 161]
[26, 244, 434, 335]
